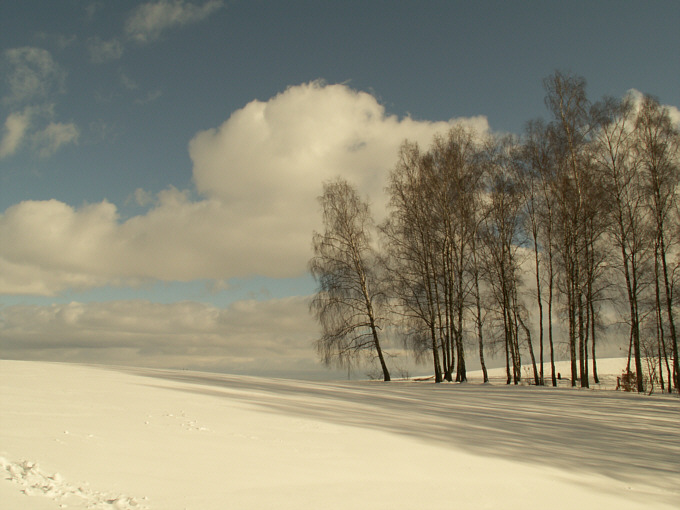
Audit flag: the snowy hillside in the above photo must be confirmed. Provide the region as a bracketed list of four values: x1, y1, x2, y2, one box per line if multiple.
[1, 360, 678, 509]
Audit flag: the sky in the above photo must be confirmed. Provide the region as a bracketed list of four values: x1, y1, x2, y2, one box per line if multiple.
[1, 0, 679, 379]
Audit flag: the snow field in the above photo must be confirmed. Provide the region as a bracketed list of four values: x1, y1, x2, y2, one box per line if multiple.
[1, 360, 678, 509]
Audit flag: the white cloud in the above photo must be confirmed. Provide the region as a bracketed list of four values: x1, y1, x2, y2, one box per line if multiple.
[133, 188, 155, 207]
[0, 111, 31, 158]
[0, 257, 114, 296]
[33, 121, 80, 157]
[189, 80, 488, 222]
[0, 191, 313, 293]
[666, 104, 680, 127]
[0, 297, 332, 376]
[627, 88, 680, 127]
[0, 82, 488, 295]
[125, 0, 224, 43]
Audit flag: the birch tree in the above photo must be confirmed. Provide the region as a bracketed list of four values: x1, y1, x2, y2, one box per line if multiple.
[480, 135, 527, 384]
[635, 95, 680, 393]
[382, 142, 445, 382]
[310, 179, 391, 381]
[591, 96, 649, 391]
[544, 71, 596, 387]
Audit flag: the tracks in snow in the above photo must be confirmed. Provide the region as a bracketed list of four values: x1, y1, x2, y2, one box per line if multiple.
[1, 456, 148, 509]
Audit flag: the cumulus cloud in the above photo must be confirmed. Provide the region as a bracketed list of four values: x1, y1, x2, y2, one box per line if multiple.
[0, 257, 114, 296]
[663, 102, 680, 127]
[191, 82, 486, 204]
[0, 190, 320, 293]
[189, 81, 488, 227]
[0, 297, 337, 377]
[627, 88, 680, 127]
[0, 111, 31, 158]
[0, 82, 487, 295]
[125, 0, 224, 43]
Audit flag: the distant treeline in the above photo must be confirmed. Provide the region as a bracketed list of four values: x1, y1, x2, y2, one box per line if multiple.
[309, 71, 679, 394]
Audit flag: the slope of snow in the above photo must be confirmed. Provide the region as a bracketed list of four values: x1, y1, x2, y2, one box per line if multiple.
[1, 360, 678, 509]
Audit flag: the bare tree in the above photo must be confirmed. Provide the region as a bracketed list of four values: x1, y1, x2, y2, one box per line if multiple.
[310, 178, 391, 381]
[635, 95, 680, 393]
[522, 119, 560, 386]
[544, 71, 599, 388]
[480, 135, 527, 384]
[329, 73, 676, 390]
[519, 120, 552, 385]
[382, 142, 444, 382]
[383, 128, 484, 383]
[577, 151, 611, 387]
[471, 231, 490, 383]
[591, 95, 650, 392]
[428, 128, 483, 382]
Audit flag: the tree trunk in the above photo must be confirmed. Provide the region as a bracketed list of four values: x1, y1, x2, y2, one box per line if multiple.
[474, 267, 489, 383]
[590, 296, 599, 384]
[455, 282, 467, 383]
[658, 234, 679, 394]
[519, 314, 539, 385]
[363, 279, 390, 382]
[654, 245, 671, 392]
[548, 246, 557, 387]
[568, 261, 577, 387]
[430, 321, 443, 383]
[504, 308, 511, 385]
[533, 235, 545, 385]
[372, 322, 391, 382]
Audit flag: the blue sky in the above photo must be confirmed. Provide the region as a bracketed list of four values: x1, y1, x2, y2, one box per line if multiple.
[1, 0, 679, 378]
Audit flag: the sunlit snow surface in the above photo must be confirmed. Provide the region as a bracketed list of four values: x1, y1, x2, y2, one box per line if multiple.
[1, 360, 678, 509]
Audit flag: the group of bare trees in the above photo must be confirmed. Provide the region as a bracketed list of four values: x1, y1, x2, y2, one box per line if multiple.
[310, 72, 679, 393]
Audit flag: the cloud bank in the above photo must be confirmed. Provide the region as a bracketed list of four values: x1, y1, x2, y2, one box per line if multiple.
[1, 82, 487, 295]
[0, 296, 330, 377]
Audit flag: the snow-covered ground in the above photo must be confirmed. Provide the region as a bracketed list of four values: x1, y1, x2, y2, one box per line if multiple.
[1, 359, 678, 509]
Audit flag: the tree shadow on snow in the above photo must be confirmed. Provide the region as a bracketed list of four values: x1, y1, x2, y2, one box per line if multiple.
[119, 367, 680, 498]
